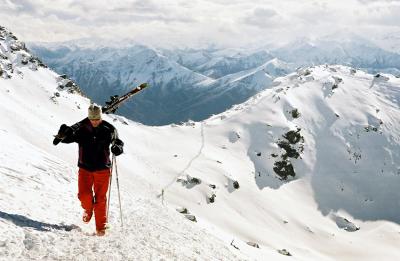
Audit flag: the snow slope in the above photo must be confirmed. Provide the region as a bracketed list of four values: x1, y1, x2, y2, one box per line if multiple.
[1, 26, 400, 260]
[0, 27, 244, 260]
[150, 66, 400, 260]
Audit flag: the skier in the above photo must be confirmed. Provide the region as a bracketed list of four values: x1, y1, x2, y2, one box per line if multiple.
[53, 104, 124, 236]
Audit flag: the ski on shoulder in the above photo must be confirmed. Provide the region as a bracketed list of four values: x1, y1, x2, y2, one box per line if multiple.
[53, 82, 148, 145]
[102, 83, 148, 114]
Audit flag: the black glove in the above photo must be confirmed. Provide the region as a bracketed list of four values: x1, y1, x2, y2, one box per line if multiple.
[111, 139, 124, 156]
[53, 124, 73, 145]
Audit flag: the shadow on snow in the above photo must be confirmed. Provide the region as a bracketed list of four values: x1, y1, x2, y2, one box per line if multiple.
[0, 210, 79, 232]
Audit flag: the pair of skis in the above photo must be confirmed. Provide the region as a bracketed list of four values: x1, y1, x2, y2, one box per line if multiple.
[102, 83, 148, 114]
[53, 83, 148, 145]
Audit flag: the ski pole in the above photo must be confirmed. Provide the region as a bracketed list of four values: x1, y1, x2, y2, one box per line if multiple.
[106, 157, 114, 224]
[113, 155, 124, 227]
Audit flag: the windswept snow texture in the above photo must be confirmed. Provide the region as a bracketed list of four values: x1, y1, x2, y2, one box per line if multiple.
[1, 27, 400, 260]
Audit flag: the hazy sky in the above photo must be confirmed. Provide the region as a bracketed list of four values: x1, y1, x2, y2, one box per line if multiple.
[1, 0, 400, 48]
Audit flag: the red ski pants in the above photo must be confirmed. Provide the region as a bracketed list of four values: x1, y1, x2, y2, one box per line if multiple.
[78, 168, 110, 231]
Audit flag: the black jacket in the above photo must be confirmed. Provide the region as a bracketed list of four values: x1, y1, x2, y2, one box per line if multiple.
[62, 118, 123, 171]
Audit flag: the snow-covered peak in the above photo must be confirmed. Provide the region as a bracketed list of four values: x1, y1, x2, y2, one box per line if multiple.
[259, 58, 293, 76]
[212, 64, 399, 126]
[208, 64, 400, 197]
[272, 35, 400, 71]
[30, 44, 281, 125]
[29, 36, 142, 50]
[0, 26, 45, 78]
[0, 26, 81, 95]
[200, 58, 293, 93]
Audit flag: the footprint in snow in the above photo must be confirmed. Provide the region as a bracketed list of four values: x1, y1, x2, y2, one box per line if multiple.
[23, 231, 39, 251]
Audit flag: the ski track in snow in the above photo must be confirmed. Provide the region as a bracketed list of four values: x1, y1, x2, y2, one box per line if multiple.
[162, 121, 206, 192]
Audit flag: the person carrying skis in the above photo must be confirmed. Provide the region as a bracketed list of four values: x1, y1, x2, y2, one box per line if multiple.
[53, 104, 124, 236]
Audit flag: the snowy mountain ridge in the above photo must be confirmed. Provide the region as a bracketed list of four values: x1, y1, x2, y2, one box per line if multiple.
[30, 33, 400, 126]
[30, 43, 294, 125]
[1, 27, 400, 260]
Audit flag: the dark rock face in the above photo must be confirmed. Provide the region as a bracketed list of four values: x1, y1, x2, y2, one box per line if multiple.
[273, 160, 295, 179]
[273, 128, 304, 180]
[291, 108, 300, 118]
[207, 193, 216, 203]
[282, 129, 303, 145]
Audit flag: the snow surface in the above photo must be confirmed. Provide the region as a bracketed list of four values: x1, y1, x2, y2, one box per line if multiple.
[2, 27, 400, 260]
[0, 54, 244, 261]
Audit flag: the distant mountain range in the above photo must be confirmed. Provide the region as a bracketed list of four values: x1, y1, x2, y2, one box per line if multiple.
[30, 35, 400, 125]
